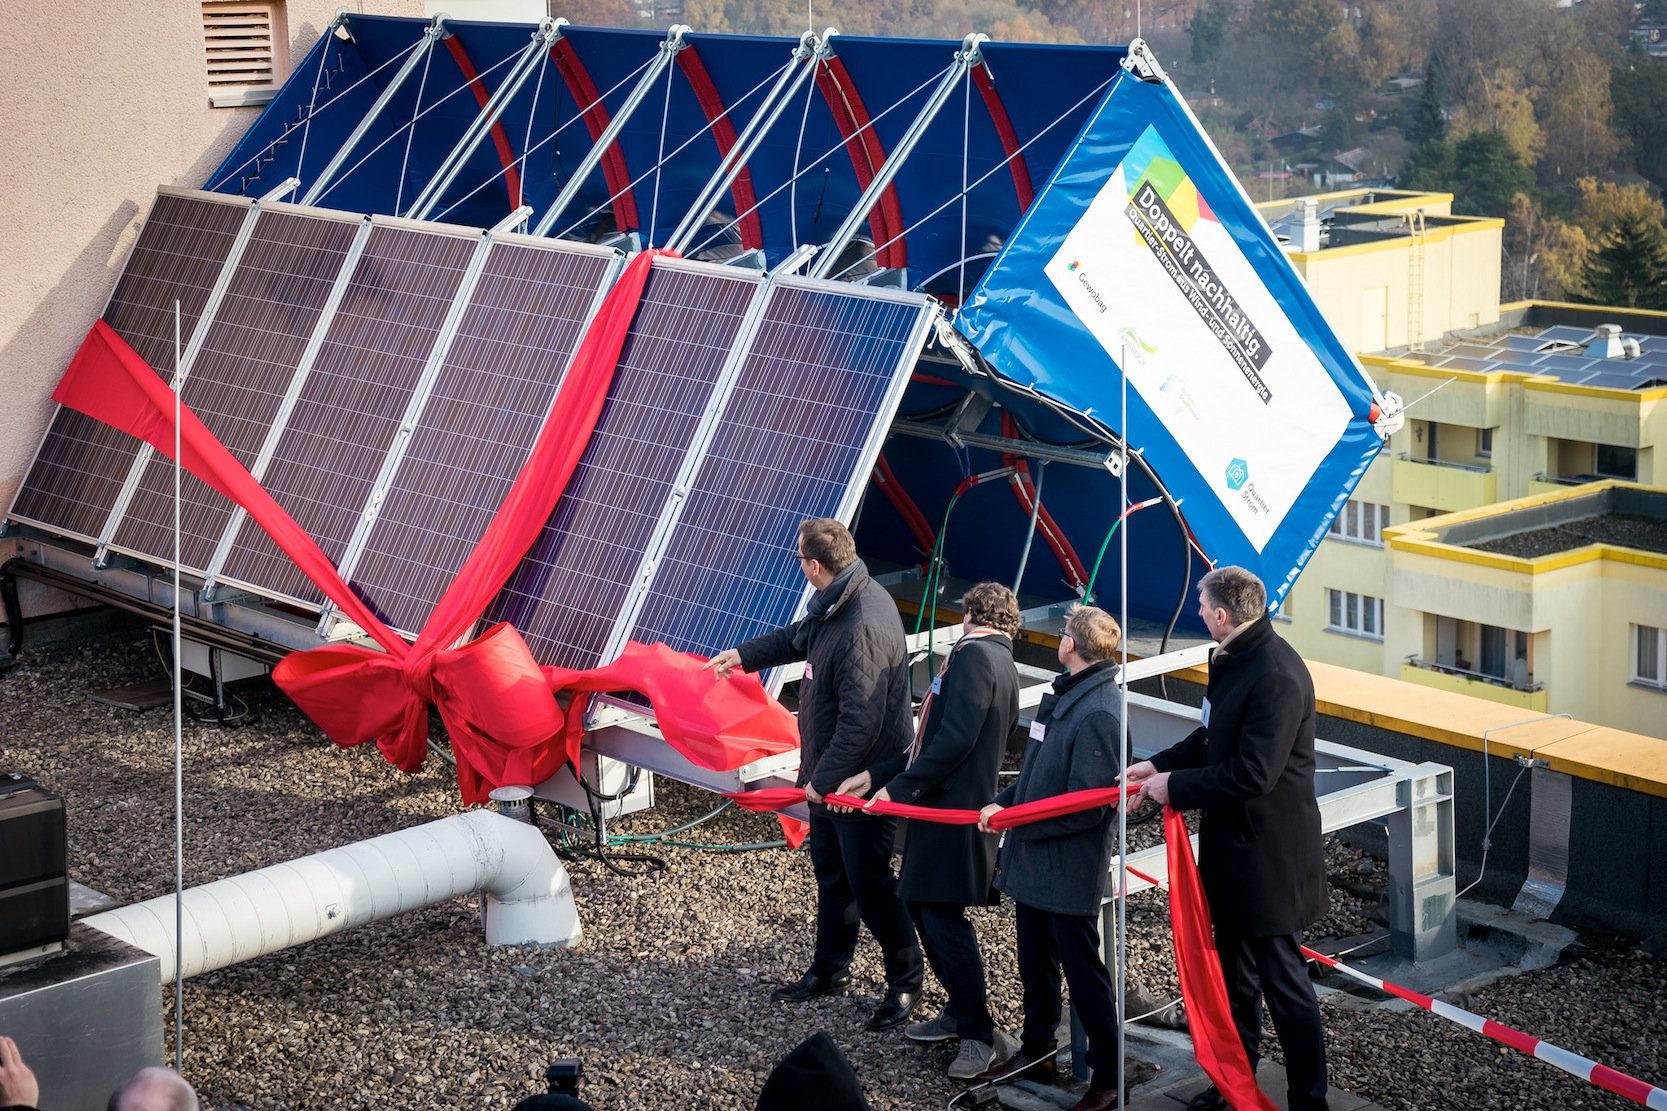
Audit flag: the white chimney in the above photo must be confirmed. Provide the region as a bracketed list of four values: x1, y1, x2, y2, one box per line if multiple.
[1295, 198, 1321, 253]
[1585, 323, 1624, 358]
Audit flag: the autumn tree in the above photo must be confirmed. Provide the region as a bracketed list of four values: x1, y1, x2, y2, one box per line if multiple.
[1450, 130, 1534, 217]
[1188, 0, 1233, 66]
[1534, 45, 1624, 184]
[1502, 193, 1589, 302]
[1447, 68, 1542, 167]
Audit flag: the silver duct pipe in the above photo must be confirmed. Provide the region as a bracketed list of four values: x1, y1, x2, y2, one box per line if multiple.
[84, 810, 580, 983]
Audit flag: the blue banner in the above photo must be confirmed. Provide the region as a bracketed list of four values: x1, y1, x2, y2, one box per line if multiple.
[955, 65, 1383, 604]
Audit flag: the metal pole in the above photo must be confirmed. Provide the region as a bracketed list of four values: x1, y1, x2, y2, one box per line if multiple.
[663, 31, 820, 252]
[171, 302, 185, 1072]
[530, 26, 690, 238]
[1012, 458, 1046, 593]
[302, 17, 447, 206]
[808, 33, 987, 280]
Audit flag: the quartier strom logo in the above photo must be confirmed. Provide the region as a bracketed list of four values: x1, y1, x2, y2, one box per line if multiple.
[1225, 458, 1250, 491]
[1067, 260, 1081, 271]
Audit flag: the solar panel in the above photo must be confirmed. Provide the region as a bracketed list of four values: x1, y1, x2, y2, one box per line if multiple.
[1538, 325, 1594, 343]
[485, 261, 765, 671]
[618, 279, 934, 673]
[213, 222, 480, 605]
[108, 208, 364, 571]
[341, 238, 620, 635]
[8, 191, 251, 541]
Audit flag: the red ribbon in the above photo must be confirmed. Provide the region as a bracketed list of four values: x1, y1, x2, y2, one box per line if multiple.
[53, 252, 801, 808]
[728, 787, 1276, 1108]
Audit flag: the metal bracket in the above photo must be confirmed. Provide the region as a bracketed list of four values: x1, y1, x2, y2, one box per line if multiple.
[1122, 38, 1168, 84]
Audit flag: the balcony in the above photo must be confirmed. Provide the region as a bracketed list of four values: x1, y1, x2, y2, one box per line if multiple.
[1391, 454, 1497, 514]
[1399, 657, 1547, 711]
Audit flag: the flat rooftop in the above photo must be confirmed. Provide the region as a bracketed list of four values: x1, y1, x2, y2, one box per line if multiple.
[1434, 484, 1667, 556]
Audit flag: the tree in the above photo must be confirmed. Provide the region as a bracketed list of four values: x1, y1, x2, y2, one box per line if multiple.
[1450, 130, 1534, 216]
[1188, 0, 1233, 66]
[1577, 211, 1667, 309]
[1447, 68, 1542, 167]
[1398, 140, 1454, 192]
[1573, 177, 1667, 238]
[1534, 46, 1624, 183]
[1502, 193, 1589, 301]
[1612, 50, 1667, 191]
[1251, 0, 1349, 80]
[1405, 62, 1446, 145]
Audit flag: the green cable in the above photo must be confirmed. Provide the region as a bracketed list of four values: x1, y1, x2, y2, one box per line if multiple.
[914, 488, 965, 673]
[1083, 517, 1123, 605]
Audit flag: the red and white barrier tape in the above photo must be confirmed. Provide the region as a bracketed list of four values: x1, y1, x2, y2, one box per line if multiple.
[1124, 866, 1667, 1109]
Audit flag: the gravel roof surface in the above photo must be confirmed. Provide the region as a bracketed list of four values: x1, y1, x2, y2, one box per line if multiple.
[3, 630, 1663, 1110]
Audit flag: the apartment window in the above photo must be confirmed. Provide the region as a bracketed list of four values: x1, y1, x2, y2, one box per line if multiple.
[1634, 625, 1667, 689]
[1476, 428, 1493, 457]
[1326, 589, 1383, 639]
[1329, 501, 1390, 546]
[1595, 443, 1637, 480]
[203, 1, 288, 107]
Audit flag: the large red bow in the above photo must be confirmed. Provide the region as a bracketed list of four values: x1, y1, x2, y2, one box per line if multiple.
[54, 251, 798, 806]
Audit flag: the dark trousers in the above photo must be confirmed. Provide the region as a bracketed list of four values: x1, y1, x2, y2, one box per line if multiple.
[807, 811, 923, 991]
[909, 900, 993, 1043]
[1216, 930, 1329, 1111]
[1013, 900, 1119, 1086]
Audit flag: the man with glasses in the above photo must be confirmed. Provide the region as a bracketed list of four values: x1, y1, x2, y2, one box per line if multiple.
[706, 518, 925, 1031]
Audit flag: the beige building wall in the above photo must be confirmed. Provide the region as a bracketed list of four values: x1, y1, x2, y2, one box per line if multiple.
[0, 0, 422, 516]
[1381, 491, 1667, 739]
[1281, 209, 1502, 355]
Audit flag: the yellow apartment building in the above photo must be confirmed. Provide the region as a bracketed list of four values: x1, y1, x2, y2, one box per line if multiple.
[1265, 186, 1667, 738]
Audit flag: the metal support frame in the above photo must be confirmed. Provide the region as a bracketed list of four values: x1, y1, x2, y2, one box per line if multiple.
[807, 33, 987, 281]
[663, 30, 823, 254]
[406, 19, 564, 223]
[201, 212, 376, 600]
[890, 415, 1123, 471]
[530, 25, 691, 239]
[1388, 763, 1458, 961]
[300, 16, 448, 207]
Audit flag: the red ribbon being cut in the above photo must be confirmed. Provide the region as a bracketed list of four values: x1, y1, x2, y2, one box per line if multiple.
[729, 786, 1276, 1108]
[53, 250, 798, 808]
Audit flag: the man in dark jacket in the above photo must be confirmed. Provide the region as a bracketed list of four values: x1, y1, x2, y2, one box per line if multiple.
[706, 518, 924, 1030]
[1124, 565, 1329, 1111]
[834, 581, 1022, 1079]
[973, 605, 1125, 1111]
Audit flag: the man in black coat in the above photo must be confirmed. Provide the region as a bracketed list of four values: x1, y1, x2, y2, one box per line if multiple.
[973, 605, 1126, 1111]
[706, 518, 924, 1030]
[834, 581, 1022, 1079]
[1124, 565, 1330, 1111]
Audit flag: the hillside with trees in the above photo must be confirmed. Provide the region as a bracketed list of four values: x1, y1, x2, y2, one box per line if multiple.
[581, 0, 1667, 309]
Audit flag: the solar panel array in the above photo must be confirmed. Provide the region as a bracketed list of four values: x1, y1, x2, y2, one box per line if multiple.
[1410, 324, 1667, 389]
[621, 281, 933, 664]
[109, 208, 364, 571]
[342, 238, 619, 636]
[10, 191, 251, 541]
[9, 188, 936, 679]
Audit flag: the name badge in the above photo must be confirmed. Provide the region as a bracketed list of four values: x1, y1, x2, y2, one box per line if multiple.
[930, 675, 942, 696]
[1200, 697, 1210, 727]
[804, 662, 813, 681]
[1029, 720, 1046, 742]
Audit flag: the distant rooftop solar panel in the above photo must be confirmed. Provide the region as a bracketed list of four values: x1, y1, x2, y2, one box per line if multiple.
[109, 208, 363, 572]
[1497, 335, 1543, 351]
[619, 279, 934, 675]
[215, 222, 479, 605]
[1430, 356, 1497, 373]
[8, 191, 250, 541]
[1537, 325, 1597, 343]
[344, 238, 619, 635]
[1447, 344, 1498, 359]
[485, 261, 764, 671]
[1532, 354, 1601, 375]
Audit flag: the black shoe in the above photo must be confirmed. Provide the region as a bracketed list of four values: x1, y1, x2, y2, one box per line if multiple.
[865, 988, 921, 1030]
[971, 1044, 1058, 1085]
[1186, 1085, 1229, 1111]
[770, 970, 851, 1003]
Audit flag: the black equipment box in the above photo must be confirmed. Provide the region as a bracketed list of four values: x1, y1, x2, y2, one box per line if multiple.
[0, 770, 69, 955]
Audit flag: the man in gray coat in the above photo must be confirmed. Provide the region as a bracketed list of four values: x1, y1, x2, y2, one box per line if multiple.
[707, 519, 924, 1030]
[974, 605, 1124, 1111]
[1124, 565, 1329, 1111]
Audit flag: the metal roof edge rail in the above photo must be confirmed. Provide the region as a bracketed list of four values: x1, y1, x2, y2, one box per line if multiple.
[662, 29, 822, 254]
[407, 18, 565, 222]
[807, 32, 988, 281]
[529, 25, 692, 239]
[301, 16, 449, 207]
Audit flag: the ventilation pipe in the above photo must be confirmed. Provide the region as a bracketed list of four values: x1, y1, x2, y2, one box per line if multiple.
[83, 810, 580, 983]
[1585, 323, 1624, 358]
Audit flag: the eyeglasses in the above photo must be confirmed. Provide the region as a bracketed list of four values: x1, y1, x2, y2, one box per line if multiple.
[796, 552, 813, 564]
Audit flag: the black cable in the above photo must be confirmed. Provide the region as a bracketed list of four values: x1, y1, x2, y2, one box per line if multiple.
[1158, 503, 1193, 703]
